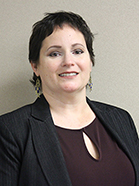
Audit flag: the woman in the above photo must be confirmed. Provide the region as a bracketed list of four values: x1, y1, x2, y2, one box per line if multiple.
[0, 11, 138, 186]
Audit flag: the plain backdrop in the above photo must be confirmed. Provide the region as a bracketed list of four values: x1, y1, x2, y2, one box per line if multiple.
[0, 0, 139, 133]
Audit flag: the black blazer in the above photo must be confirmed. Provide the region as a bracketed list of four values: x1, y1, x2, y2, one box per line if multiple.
[0, 94, 139, 186]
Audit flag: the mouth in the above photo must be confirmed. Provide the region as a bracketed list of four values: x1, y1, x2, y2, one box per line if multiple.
[59, 72, 79, 77]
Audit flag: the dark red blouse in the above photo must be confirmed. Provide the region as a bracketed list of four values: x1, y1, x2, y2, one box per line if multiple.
[55, 117, 135, 186]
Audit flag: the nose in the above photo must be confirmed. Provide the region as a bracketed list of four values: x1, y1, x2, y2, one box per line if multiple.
[61, 53, 75, 67]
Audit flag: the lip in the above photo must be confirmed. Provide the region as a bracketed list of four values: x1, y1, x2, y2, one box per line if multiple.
[58, 71, 79, 77]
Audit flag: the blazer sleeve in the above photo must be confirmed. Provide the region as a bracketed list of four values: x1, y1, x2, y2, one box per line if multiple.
[0, 117, 21, 186]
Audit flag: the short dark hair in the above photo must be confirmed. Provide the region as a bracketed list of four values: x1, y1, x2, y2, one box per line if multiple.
[29, 11, 95, 86]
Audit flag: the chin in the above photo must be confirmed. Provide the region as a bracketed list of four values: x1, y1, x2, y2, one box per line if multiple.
[60, 82, 86, 93]
[62, 85, 85, 93]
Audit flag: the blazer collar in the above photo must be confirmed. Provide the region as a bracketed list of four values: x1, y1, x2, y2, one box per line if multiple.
[30, 94, 72, 186]
[31, 94, 51, 121]
[87, 98, 130, 151]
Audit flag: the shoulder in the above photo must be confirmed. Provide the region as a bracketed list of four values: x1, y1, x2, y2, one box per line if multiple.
[0, 95, 49, 130]
[88, 98, 139, 139]
[0, 104, 32, 125]
[87, 98, 129, 115]
[88, 98, 138, 136]
[87, 98, 136, 129]
[0, 104, 33, 142]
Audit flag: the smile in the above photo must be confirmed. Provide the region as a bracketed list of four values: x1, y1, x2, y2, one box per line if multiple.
[59, 73, 78, 77]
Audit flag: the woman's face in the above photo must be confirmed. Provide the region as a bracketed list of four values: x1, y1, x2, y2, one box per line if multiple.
[31, 25, 92, 95]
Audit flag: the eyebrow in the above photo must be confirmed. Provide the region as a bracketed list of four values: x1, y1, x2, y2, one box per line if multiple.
[72, 43, 85, 48]
[46, 43, 85, 52]
[46, 45, 61, 52]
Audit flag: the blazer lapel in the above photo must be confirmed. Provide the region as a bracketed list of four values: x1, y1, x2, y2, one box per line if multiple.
[29, 95, 72, 186]
[87, 99, 138, 183]
[92, 106, 139, 185]
[87, 98, 136, 174]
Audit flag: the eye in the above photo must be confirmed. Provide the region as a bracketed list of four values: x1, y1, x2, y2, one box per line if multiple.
[72, 49, 84, 55]
[49, 51, 62, 57]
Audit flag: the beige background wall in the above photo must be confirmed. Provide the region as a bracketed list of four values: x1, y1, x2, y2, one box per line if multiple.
[0, 0, 139, 132]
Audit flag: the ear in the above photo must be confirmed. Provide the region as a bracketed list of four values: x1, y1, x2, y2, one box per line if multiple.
[31, 61, 40, 76]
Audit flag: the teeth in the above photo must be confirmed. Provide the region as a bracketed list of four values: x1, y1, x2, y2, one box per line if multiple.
[59, 73, 77, 77]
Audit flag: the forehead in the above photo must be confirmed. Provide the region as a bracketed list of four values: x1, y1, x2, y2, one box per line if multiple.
[42, 24, 86, 46]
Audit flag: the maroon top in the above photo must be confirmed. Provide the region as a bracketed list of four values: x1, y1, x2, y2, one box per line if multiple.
[55, 117, 135, 186]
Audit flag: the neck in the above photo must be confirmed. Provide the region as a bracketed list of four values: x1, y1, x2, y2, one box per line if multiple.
[43, 88, 87, 112]
[42, 89, 96, 129]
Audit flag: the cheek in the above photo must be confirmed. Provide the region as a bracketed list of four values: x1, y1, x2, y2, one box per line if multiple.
[81, 59, 92, 72]
[40, 63, 58, 80]
[46, 63, 58, 74]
